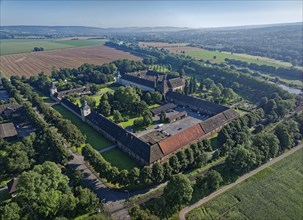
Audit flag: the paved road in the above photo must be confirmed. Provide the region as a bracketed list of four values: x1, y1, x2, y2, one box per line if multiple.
[179, 144, 303, 220]
[33, 106, 131, 219]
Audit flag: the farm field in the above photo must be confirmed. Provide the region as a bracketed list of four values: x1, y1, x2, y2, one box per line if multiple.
[0, 39, 106, 55]
[52, 104, 112, 151]
[139, 42, 293, 68]
[0, 45, 141, 77]
[186, 149, 303, 220]
[101, 147, 139, 171]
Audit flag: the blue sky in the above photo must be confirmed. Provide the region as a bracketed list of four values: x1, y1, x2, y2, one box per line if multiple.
[1, 1, 302, 28]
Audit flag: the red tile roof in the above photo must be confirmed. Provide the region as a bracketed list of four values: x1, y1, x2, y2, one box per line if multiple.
[159, 124, 205, 155]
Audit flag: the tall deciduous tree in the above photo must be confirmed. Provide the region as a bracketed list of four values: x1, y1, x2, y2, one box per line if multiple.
[163, 174, 193, 208]
[16, 162, 77, 219]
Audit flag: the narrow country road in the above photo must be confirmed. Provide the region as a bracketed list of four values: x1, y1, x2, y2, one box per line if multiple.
[179, 143, 303, 220]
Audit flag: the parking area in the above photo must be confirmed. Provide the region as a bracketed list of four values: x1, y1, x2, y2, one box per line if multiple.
[136, 104, 210, 138]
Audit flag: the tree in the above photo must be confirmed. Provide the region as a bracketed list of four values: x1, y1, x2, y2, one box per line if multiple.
[195, 152, 208, 167]
[205, 170, 223, 191]
[143, 92, 152, 104]
[152, 163, 164, 183]
[184, 80, 190, 95]
[98, 94, 111, 116]
[226, 146, 257, 173]
[177, 150, 189, 170]
[0, 202, 21, 220]
[204, 78, 215, 91]
[140, 166, 153, 185]
[151, 92, 162, 103]
[16, 162, 77, 219]
[113, 110, 123, 123]
[185, 148, 194, 165]
[160, 111, 166, 123]
[163, 174, 193, 208]
[231, 82, 240, 89]
[169, 155, 181, 173]
[222, 88, 236, 100]
[163, 162, 173, 180]
[74, 187, 100, 215]
[128, 167, 140, 185]
[211, 85, 222, 98]
[142, 110, 153, 126]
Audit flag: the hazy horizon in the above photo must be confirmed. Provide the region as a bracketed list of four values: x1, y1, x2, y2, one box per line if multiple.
[1, 1, 302, 28]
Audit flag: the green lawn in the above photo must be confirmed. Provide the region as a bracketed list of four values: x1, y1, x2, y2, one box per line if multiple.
[186, 50, 293, 68]
[0, 189, 11, 203]
[0, 39, 106, 55]
[52, 105, 112, 151]
[187, 149, 303, 220]
[101, 147, 139, 171]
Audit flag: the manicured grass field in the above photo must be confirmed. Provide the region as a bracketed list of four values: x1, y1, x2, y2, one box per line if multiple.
[186, 50, 293, 68]
[52, 105, 112, 151]
[187, 149, 303, 220]
[0, 39, 106, 55]
[101, 147, 139, 170]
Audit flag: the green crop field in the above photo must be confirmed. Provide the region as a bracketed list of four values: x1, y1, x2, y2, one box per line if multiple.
[187, 149, 303, 220]
[0, 39, 106, 55]
[186, 50, 293, 68]
[101, 147, 139, 170]
[52, 104, 112, 151]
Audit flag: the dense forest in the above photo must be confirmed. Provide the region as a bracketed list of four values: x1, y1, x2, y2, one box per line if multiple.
[114, 23, 303, 66]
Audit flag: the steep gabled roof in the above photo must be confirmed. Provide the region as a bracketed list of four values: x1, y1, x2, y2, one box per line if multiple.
[166, 92, 228, 114]
[200, 113, 228, 133]
[86, 111, 154, 164]
[56, 87, 90, 99]
[7, 178, 19, 194]
[150, 103, 177, 115]
[121, 74, 155, 88]
[0, 123, 18, 138]
[61, 98, 81, 116]
[159, 124, 205, 155]
[223, 109, 240, 121]
[0, 103, 22, 114]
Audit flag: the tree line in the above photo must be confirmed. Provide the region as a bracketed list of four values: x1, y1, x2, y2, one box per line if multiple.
[225, 58, 303, 81]
[82, 138, 213, 189]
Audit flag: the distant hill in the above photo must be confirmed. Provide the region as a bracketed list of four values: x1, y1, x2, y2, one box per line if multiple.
[0, 26, 190, 39]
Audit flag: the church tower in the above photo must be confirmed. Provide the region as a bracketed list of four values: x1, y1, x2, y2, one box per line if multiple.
[81, 100, 91, 121]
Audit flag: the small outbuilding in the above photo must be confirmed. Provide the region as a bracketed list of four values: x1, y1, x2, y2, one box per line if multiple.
[0, 122, 18, 141]
[7, 178, 19, 197]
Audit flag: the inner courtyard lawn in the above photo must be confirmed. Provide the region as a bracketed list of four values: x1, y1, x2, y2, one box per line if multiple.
[52, 105, 112, 150]
[101, 147, 139, 170]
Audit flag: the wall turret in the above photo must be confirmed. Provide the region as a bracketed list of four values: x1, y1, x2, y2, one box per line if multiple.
[81, 100, 91, 121]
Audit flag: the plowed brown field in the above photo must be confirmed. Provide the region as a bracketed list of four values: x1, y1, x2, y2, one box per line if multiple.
[0, 45, 141, 77]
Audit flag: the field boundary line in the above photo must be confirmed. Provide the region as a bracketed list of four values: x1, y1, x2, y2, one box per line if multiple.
[179, 144, 303, 220]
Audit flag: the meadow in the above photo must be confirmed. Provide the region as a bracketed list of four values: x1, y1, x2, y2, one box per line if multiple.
[0, 39, 106, 55]
[139, 42, 293, 68]
[185, 50, 292, 68]
[186, 149, 303, 220]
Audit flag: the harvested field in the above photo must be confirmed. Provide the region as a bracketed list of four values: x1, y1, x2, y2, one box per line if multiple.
[0, 45, 141, 77]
